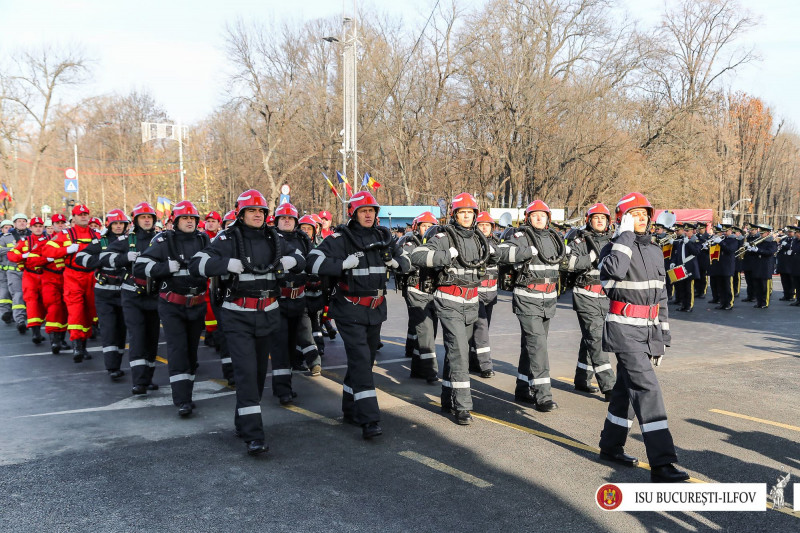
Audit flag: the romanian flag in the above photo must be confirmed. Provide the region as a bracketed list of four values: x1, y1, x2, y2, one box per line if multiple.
[363, 172, 381, 191]
[156, 196, 173, 221]
[662, 244, 672, 259]
[336, 171, 353, 197]
[322, 173, 340, 198]
[709, 244, 721, 263]
[667, 264, 690, 283]
[0, 183, 11, 203]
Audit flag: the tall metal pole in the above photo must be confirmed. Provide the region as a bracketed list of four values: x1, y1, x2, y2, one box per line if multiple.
[352, 0, 358, 194]
[74, 143, 80, 204]
[178, 122, 185, 201]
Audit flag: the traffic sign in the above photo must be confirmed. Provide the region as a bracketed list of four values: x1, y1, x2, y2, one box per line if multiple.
[41, 205, 51, 214]
[65, 179, 78, 193]
[279, 194, 290, 205]
[65, 168, 77, 179]
[280, 184, 291, 195]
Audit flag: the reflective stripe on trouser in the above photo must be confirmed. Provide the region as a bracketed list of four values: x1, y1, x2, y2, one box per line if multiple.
[733, 272, 741, 296]
[271, 312, 318, 397]
[406, 296, 439, 380]
[122, 292, 161, 387]
[599, 351, 678, 467]
[222, 307, 279, 442]
[573, 303, 615, 393]
[516, 315, 552, 403]
[210, 299, 234, 381]
[22, 272, 45, 328]
[710, 275, 734, 308]
[7, 270, 26, 324]
[694, 273, 708, 296]
[675, 278, 694, 310]
[159, 299, 205, 406]
[64, 269, 96, 341]
[753, 277, 771, 307]
[0, 269, 10, 314]
[469, 300, 494, 372]
[95, 289, 126, 371]
[293, 312, 320, 368]
[42, 271, 67, 333]
[306, 297, 325, 352]
[204, 295, 217, 333]
[794, 275, 800, 304]
[779, 273, 794, 299]
[439, 315, 475, 412]
[337, 320, 381, 425]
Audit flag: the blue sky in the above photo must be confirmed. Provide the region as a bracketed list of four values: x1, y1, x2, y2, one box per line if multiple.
[0, 0, 797, 128]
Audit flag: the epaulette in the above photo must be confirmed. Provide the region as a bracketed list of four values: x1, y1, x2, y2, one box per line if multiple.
[514, 232, 523, 238]
[331, 233, 341, 238]
[434, 233, 446, 239]
[217, 233, 227, 240]
[155, 235, 165, 243]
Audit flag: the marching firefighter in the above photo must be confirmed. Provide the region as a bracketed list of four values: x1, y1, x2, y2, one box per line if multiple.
[8, 216, 49, 344]
[397, 211, 439, 383]
[189, 189, 303, 455]
[74, 209, 130, 379]
[42, 205, 100, 362]
[0, 213, 31, 333]
[202, 211, 222, 348]
[707, 225, 739, 310]
[496, 200, 566, 412]
[469, 211, 499, 378]
[0, 219, 12, 324]
[135, 201, 210, 417]
[298, 214, 327, 356]
[562, 203, 615, 400]
[597, 192, 689, 483]
[101, 202, 160, 393]
[307, 191, 410, 438]
[41, 214, 70, 353]
[409, 193, 492, 424]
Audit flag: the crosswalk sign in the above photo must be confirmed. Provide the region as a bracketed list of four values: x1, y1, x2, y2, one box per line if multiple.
[64, 179, 78, 193]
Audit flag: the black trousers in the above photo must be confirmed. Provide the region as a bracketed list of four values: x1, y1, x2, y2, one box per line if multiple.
[599, 351, 678, 467]
[469, 299, 495, 372]
[95, 287, 126, 372]
[338, 320, 381, 425]
[753, 277, 772, 307]
[406, 292, 439, 380]
[674, 279, 694, 310]
[694, 272, 708, 296]
[159, 300, 205, 406]
[122, 292, 160, 387]
[516, 315, 552, 403]
[573, 299, 615, 393]
[743, 270, 754, 299]
[439, 313, 475, 412]
[710, 275, 734, 308]
[210, 298, 234, 382]
[779, 273, 795, 299]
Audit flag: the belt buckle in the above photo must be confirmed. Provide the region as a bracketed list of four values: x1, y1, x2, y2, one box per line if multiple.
[370, 296, 380, 309]
[291, 287, 300, 299]
[621, 303, 631, 317]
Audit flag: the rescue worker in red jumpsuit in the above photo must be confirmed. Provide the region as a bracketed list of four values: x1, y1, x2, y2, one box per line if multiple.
[42, 205, 100, 362]
[41, 214, 70, 353]
[202, 211, 222, 349]
[8, 217, 49, 344]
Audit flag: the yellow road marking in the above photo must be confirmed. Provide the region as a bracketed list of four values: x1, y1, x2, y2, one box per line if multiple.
[710, 409, 800, 432]
[554, 377, 575, 385]
[155, 356, 168, 364]
[380, 339, 406, 347]
[281, 404, 341, 426]
[208, 378, 235, 390]
[399, 451, 492, 488]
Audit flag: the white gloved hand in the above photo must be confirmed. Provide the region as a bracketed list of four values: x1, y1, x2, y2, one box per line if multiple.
[529, 245, 538, 257]
[168, 260, 180, 273]
[589, 250, 597, 262]
[385, 258, 399, 269]
[565, 245, 572, 255]
[22, 253, 29, 259]
[227, 258, 245, 274]
[127, 251, 140, 262]
[669, 263, 676, 270]
[341, 254, 359, 270]
[651, 354, 663, 367]
[66, 243, 80, 254]
[787, 250, 793, 256]
[448, 247, 459, 259]
[747, 245, 758, 252]
[280, 256, 297, 270]
[682, 236, 689, 244]
[489, 245, 496, 255]
[614, 213, 634, 237]
[712, 236, 723, 244]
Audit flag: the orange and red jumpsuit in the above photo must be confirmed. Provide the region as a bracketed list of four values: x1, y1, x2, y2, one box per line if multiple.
[42, 239, 68, 335]
[203, 229, 218, 335]
[42, 227, 100, 341]
[8, 234, 49, 329]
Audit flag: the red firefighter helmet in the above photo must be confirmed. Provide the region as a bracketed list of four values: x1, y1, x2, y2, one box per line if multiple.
[89, 217, 103, 227]
[198, 220, 206, 230]
[51, 213, 68, 223]
[298, 215, 317, 237]
[265, 215, 275, 226]
[106, 209, 130, 227]
[411, 211, 438, 232]
[585, 202, 611, 224]
[318, 210, 332, 221]
[205, 211, 222, 222]
[236, 189, 269, 214]
[171, 200, 200, 221]
[131, 202, 156, 220]
[450, 193, 479, 214]
[29, 216, 45, 226]
[524, 200, 550, 217]
[223, 210, 236, 223]
[274, 203, 299, 220]
[347, 191, 380, 218]
[614, 192, 653, 223]
[71, 204, 90, 216]
[476, 211, 495, 225]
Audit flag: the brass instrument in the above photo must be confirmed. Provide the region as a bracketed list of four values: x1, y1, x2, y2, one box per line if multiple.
[656, 233, 675, 247]
[734, 233, 770, 259]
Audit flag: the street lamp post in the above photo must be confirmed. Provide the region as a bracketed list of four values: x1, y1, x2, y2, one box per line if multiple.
[141, 121, 188, 200]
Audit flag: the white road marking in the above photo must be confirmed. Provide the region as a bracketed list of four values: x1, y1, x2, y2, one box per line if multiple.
[399, 450, 493, 488]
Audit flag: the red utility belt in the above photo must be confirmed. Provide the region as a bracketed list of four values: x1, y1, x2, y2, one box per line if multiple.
[280, 286, 305, 299]
[525, 283, 557, 292]
[344, 294, 385, 308]
[608, 300, 659, 320]
[159, 291, 206, 307]
[438, 285, 479, 299]
[480, 278, 498, 288]
[228, 296, 277, 311]
[581, 284, 604, 294]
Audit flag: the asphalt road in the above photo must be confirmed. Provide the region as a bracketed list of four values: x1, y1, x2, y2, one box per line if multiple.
[0, 283, 798, 532]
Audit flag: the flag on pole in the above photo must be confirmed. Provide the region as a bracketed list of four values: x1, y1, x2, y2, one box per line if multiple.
[156, 197, 173, 220]
[322, 173, 340, 198]
[709, 244, 721, 262]
[336, 171, 353, 196]
[363, 172, 381, 191]
[0, 183, 12, 203]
